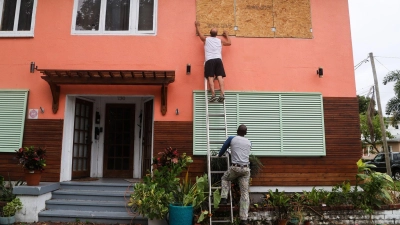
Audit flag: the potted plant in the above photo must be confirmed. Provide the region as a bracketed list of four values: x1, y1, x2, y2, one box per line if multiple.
[0, 197, 22, 225]
[265, 189, 291, 225]
[129, 147, 218, 225]
[15, 146, 46, 186]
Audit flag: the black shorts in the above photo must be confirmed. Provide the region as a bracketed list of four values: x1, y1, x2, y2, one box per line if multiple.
[204, 58, 226, 78]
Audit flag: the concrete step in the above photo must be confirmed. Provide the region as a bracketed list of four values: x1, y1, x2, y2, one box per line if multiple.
[45, 199, 129, 212]
[60, 181, 135, 192]
[52, 189, 128, 201]
[38, 210, 146, 224]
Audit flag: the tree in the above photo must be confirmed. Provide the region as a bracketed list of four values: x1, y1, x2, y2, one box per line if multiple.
[358, 95, 374, 114]
[360, 114, 393, 153]
[383, 70, 400, 126]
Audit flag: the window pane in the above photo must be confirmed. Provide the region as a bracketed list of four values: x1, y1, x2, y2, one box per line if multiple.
[0, 0, 17, 31]
[138, 0, 154, 31]
[75, 0, 101, 31]
[17, 0, 34, 31]
[105, 0, 130, 31]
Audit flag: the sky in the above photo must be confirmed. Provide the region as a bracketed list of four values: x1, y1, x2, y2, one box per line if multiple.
[348, 0, 400, 112]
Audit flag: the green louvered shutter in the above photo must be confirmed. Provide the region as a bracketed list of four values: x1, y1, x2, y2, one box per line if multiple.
[0, 90, 29, 152]
[193, 91, 325, 156]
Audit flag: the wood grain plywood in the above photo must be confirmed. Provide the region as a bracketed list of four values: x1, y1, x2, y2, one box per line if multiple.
[196, 0, 236, 36]
[236, 0, 274, 37]
[273, 0, 312, 38]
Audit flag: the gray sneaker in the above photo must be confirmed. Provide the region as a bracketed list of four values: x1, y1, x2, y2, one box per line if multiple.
[209, 96, 218, 102]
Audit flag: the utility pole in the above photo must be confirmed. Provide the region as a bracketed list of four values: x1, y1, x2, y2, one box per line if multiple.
[369, 52, 392, 176]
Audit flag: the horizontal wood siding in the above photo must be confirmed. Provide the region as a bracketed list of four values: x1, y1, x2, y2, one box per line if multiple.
[0, 119, 63, 182]
[153, 121, 207, 179]
[154, 97, 361, 186]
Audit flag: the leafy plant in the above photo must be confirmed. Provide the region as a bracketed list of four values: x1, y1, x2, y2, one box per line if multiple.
[15, 146, 47, 171]
[129, 147, 217, 222]
[128, 182, 174, 220]
[0, 174, 24, 202]
[2, 197, 22, 217]
[327, 181, 352, 206]
[264, 189, 291, 220]
[249, 154, 264, 176]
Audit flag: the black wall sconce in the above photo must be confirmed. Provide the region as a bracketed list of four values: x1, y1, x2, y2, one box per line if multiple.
[175, 108, 179, 115]
[317, 67, 323, 78]
[30, 62, 38, 73]
[186, 64, 191, 75]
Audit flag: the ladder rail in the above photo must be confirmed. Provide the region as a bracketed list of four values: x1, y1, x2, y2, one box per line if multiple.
[204, 78, 233, 225]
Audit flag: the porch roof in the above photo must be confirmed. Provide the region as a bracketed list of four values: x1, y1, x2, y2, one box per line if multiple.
[38, 69, 175, 115]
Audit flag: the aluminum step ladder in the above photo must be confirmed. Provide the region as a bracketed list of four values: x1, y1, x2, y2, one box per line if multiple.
[204, 78, 234, 224]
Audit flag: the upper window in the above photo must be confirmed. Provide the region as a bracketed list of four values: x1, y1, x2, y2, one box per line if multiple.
[0, 0, 37, 37]
[72, 0, 157, 35]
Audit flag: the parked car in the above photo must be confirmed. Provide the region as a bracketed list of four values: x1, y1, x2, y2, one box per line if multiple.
[366, 152, 400, 180]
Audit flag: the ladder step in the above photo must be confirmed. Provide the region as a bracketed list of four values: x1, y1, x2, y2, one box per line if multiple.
[211, 220, 231, 223]
[211, 186, 221, 190]
[210, 141, 225, 144]
[210, 155, 228, 158]
[211, 171, 226, 174]
[208, 113, 225, 117]
[209, 127, 226, 130]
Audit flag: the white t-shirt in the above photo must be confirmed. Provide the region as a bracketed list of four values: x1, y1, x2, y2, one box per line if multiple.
[204, 37, 222, 62]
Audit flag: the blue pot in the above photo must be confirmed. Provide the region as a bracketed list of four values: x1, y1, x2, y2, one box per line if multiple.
[169, 203, 193, 225]
[0, 216, 15, 225]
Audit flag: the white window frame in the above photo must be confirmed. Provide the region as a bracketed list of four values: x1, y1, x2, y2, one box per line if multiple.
[0, 0, 37, 37]
[71, 0, 157, 35]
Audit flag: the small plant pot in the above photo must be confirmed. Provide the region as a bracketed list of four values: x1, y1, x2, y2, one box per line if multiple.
[277, 219, 288, 225]
[0, 216, 15, 225]
[24, 170, 42, 186]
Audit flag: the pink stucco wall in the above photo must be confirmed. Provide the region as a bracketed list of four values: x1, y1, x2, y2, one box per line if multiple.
[0, 0, 355, 121]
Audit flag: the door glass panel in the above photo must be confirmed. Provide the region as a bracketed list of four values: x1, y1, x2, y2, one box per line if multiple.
[115, 159, 121, 170]
[138, 0, 154, 31]
[79, 145, 84, 157]
[123, 146, 129, 157]
[123, 158, 129, 170]
[73, 144, 78, 157]
[79, 131, 85, 144]
[108, 146, 114, 157]
[105, 0, 130, 31]
[73, 159, 77, 170]
[17, 0, 34, 31]
[107, 158, 114, 169]
[115, 146, 122, 157]
[0, 0, 17, 31]
[75, 0, 101, 31]
[75, 103, 80, 115]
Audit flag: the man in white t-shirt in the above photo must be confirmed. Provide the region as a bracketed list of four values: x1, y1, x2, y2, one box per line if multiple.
[195, 21, 231, 102]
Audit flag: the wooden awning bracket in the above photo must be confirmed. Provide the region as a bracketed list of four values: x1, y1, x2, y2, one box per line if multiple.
[161, 84, 167, 116]
[38, 69, 175, 115]
[49, 82, 60, 114]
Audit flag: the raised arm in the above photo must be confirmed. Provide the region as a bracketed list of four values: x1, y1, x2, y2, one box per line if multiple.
[221, 30, 231, 46]
[195, 21, 206, 42]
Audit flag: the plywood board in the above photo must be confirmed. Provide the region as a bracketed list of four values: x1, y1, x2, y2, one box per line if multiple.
[273, 0, 313, 38]
[235, 0, 274, 37]
[196, 0, 236, 36]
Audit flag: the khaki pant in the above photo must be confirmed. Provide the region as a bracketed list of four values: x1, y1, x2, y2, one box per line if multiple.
[221, 166, 250, 221]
